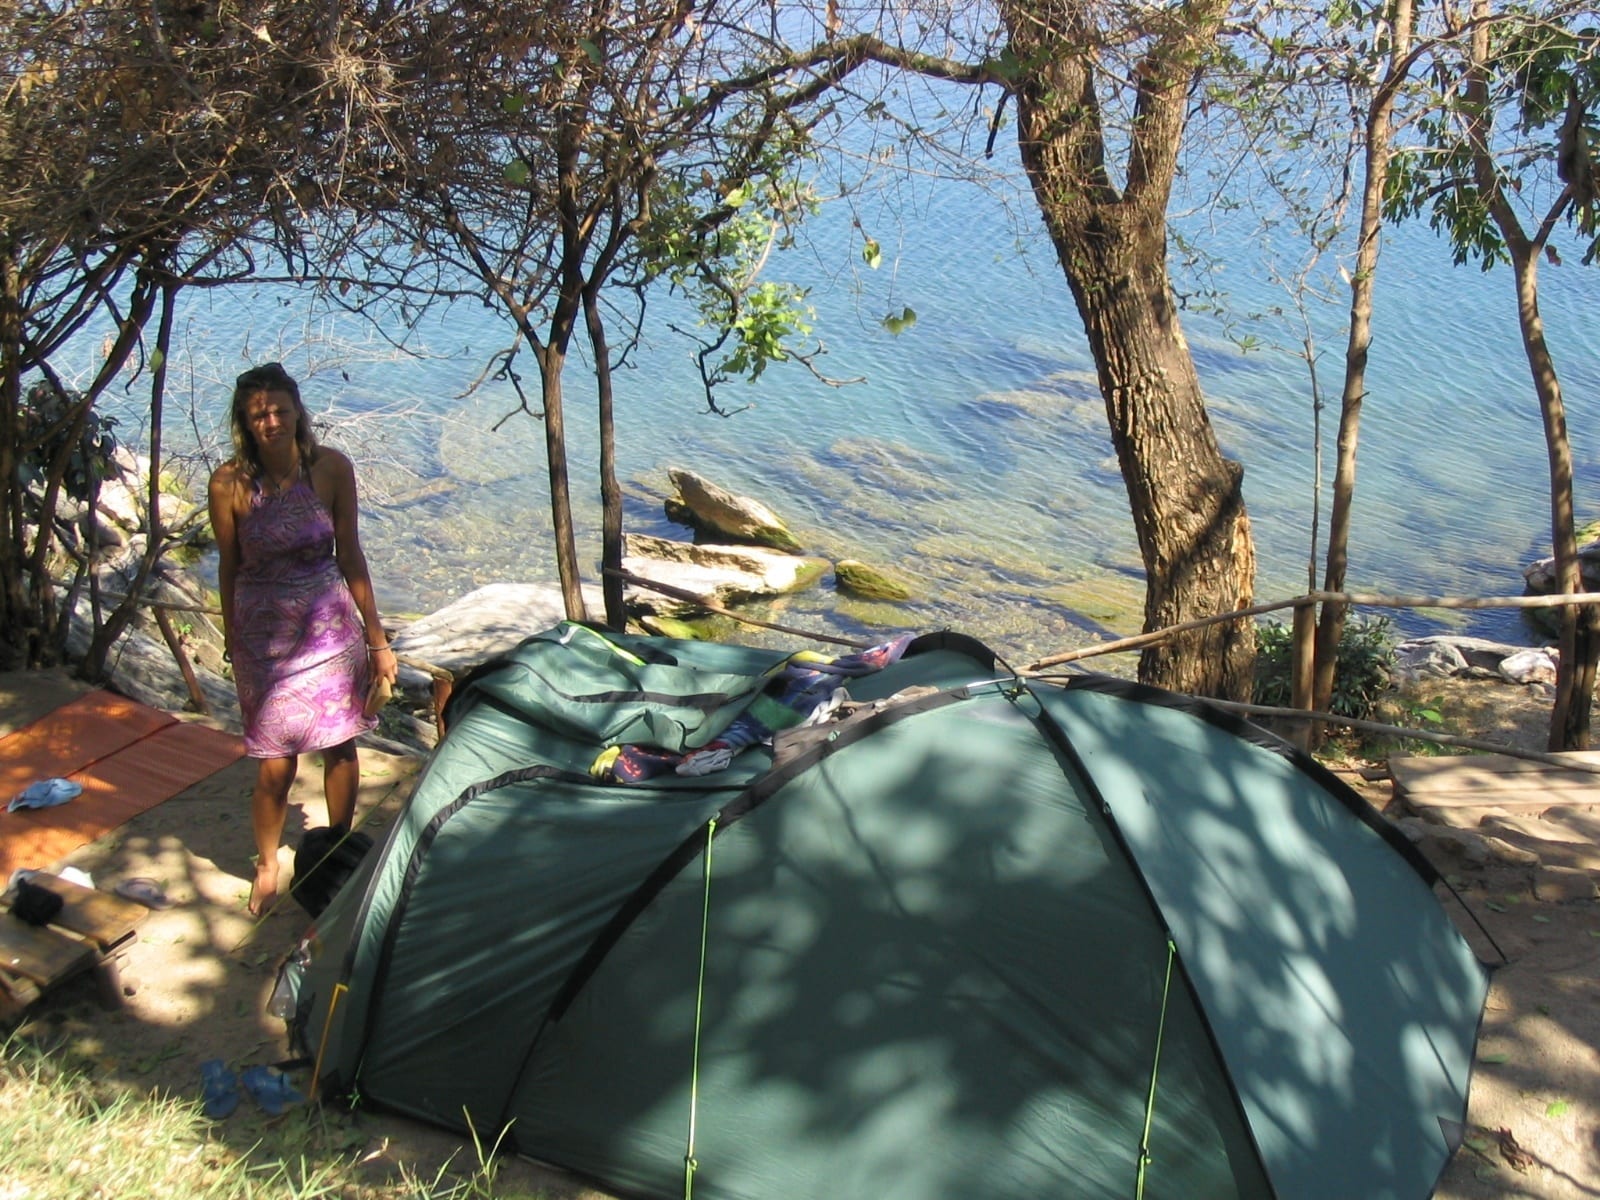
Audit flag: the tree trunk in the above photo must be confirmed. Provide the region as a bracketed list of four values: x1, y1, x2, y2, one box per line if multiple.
[82, 279, 178, 679]
[1462, 0, 1592, 748]
[535, 334, 589, 625]
[1313, 0, 1415, 724]
[1508, 244, 1594, 749]
[584, 286, 626, 629]
[0, 242, 26, 670]
[1003, 0, 1255, 699]
[1057, 222, 1257, 697]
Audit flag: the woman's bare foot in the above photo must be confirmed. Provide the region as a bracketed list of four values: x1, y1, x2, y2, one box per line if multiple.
[249, 860, 279, 916]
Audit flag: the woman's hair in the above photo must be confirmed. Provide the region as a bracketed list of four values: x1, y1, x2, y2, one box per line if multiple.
[230, 362, 318, 478]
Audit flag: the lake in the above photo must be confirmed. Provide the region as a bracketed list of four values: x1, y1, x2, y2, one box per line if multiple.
[83, 138, 1600, 665]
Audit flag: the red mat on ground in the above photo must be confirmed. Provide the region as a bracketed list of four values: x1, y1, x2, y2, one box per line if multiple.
[0, 690, 245, 879]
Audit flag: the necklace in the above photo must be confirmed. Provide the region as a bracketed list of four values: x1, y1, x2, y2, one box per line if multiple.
[263, 458, 299, 495]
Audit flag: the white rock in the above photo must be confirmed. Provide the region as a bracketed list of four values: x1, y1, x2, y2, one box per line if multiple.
[390, 582, 602, 686]
[1498, 647, 1559, 687]
[622, 533, 828, 614]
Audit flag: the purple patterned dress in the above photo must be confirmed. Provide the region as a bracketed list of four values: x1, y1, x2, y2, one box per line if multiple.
[232, 476, 375, 758]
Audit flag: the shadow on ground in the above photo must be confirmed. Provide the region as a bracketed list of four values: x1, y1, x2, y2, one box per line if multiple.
[1, 668, 607, 1198]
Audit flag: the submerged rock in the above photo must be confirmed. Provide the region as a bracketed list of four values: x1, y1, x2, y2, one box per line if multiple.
[664, 468, 802, 552]
[834, 559, 914, 602]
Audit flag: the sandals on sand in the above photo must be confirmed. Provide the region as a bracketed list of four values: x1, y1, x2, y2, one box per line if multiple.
[114, 877, 172, 909]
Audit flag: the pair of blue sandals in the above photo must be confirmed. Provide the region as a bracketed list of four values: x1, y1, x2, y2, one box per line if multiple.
[200, 1059, 305, 1118]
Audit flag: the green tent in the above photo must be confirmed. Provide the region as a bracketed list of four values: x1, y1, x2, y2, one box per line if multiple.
[279, 625, 1487, 1200]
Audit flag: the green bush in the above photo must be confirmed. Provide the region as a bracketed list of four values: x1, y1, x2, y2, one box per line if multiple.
[19, 381, 121, 505]
[1253, 614, 1395, 721]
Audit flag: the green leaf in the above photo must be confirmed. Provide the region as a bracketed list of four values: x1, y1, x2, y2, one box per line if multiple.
[1485, 900, 1507, 912]
[578, 38, 601, 65]
[149, 348, 164, 372]
[1547, 1099, 1570, 1118]
[503, 159, 531, 186]
[1480, 1051, 1510, 1064]
[862, 238, 882, 269]
[880, 305, 917, 335]
[501, 94, 526, 115]
[723, 184, 749, 208]
[1532, 913, 1551, 923]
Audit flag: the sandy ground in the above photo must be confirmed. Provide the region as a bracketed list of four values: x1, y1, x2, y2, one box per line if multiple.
[2, 667, 1597, 1198]
[0, 667, 601, 1198]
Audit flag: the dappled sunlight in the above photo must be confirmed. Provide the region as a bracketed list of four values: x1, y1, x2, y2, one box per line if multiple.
[1036, 681, 1488, 1199]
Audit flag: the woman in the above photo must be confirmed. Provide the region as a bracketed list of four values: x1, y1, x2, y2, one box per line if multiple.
[208, 363, 398, 915]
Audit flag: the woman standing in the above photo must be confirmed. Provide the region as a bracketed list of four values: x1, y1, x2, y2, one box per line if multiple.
[208, 363, 397, 915]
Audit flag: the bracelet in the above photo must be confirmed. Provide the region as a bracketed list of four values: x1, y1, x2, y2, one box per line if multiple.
[367, 642, 391, 652]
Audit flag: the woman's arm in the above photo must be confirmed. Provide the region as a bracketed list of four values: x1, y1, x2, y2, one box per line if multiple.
[207, 464, 241, 659]
[323, 449, 398, 682]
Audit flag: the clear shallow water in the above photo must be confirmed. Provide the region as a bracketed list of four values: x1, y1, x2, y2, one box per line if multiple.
[85, 147, 1600, 663]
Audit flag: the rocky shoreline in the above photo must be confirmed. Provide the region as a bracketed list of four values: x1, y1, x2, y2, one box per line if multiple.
[49, 457, 1568, 759]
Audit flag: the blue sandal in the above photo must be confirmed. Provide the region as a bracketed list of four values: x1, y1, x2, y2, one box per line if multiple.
[199, 1059, 240, 1119]
[240, 1065, 305, 1116]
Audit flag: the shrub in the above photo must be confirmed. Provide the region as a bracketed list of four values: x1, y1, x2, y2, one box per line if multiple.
[1253, 614, 1395, 721]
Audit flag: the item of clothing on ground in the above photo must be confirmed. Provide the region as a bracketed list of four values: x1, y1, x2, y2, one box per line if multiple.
[231, 475, 374, 759]
[592, 635, 914, 783]
[114, 877, 172, 909]
[240, 1065, 306, 1116]
[9, 866, 92, 891]
[7, 776, 82, 812]
[200, 1058, 240, 1120]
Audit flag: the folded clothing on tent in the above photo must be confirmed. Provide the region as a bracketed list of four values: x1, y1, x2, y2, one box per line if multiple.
[591, 635, 912, 783]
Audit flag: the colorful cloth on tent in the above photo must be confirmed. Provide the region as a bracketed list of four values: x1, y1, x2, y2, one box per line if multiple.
[591, 634, 914, 783]
[232, 477, 374, 759]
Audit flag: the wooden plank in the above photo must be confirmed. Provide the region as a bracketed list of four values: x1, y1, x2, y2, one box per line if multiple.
[0, 919, 96, 987]
[1390, 752, 1600, 809]
[8, 874, 146, 949]
[1391, 751, 1600, 781]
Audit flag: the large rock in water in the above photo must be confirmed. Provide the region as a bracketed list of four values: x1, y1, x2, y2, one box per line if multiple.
[664, 468, 802, 552]
[622, 533, 828, 615]
[1523, 541, 1600, 594]
[1522, 541, 1600, 637]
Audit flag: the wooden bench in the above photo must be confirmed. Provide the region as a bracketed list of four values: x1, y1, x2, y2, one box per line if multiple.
[0, 873, 148, 1018]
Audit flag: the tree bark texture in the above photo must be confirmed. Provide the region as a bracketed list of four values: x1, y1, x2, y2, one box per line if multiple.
[1002, 0, 1256, 699]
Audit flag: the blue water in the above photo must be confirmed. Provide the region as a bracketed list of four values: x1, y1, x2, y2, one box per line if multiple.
[85, 145, 1600, 662]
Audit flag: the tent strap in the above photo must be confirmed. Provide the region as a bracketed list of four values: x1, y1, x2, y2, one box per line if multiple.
[1136, 940, 1177, 1200]
[683, 817, 718, 1200]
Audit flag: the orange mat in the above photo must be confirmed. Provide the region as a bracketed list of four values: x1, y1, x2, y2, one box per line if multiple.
[0, 690, 245, 879]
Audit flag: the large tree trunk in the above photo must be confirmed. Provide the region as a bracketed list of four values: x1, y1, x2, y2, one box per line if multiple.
[1003, 0, 1255, 699]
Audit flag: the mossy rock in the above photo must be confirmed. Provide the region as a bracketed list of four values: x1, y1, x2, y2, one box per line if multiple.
[834, 559, 914, 602]
[637, 613, 712, 641]
[1041, 574, 1146, 638]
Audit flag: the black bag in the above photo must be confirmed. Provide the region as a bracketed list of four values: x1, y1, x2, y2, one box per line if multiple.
[10, 877, 64, 926]
[291, 826, 373, 917]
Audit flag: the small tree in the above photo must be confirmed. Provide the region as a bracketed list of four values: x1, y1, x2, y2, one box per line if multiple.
[1386, 4, 1600, 748]
[0, 3, 428, 671]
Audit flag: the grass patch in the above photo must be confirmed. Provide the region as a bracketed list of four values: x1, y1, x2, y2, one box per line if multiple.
[0, 1032, 537, 1199]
